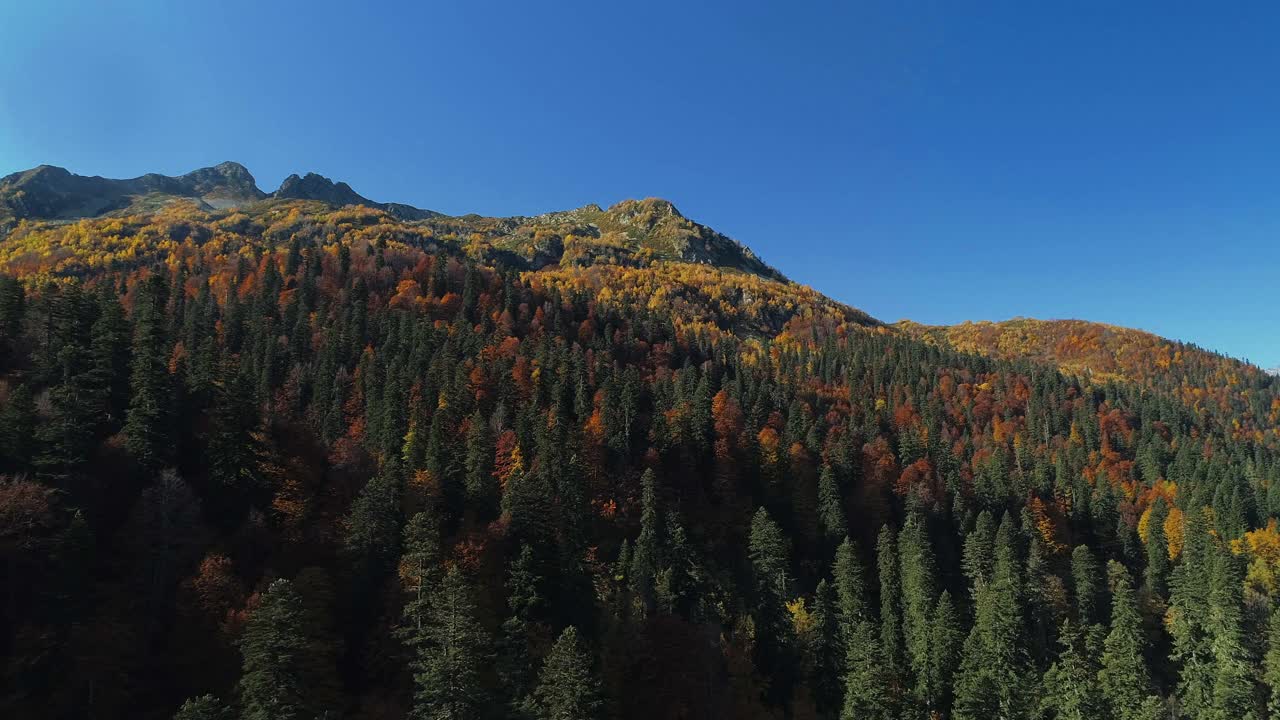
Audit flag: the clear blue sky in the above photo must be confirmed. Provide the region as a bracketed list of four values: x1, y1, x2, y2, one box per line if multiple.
[2, 1, 1278, 367]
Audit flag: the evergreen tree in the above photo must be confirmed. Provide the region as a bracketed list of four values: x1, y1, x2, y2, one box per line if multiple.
[629, 469, 662, 615]
[0, 275, 24, 371]
[0, 383, 35, 473]
[342, 462, 403, 593]
[1170, 507, 1215, 717]
[817, 464, 847, 547]
[1070, 544, 1102, 627]
[929, 590, 963, 716]
[125, 272, 173, 470]
[1039, 620, 1106, 720]
[876, 525, 904, 697]
[238, 579, 309, 720]
[532, 626, 603, 720]
[899, 512, 939, 711]
[1263, 608, 1280, 718]
[1207, 547, 1259, 720]
[962, 510, 997, 593]
[806, 578, 842, 716]
[409, 566, 491, 720]
[954, 517, 1031, 720]
[463, 409, 496, 518]
[831, 537, 889, 720]
[1098, 561, 1155, 720]
[86, 288, 131, 428]
[749, 506, 795, 704]
[1144, 497, 1171, 598]
[173, 694, 232, 720]
[498, 543, 544, 716]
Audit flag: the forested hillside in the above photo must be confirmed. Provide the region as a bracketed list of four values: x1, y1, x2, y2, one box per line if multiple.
[1, 181, 1279, 720]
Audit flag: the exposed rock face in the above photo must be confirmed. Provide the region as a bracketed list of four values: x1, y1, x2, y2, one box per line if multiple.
[274, 172, 370, 207]
[273, 172, 441, 220]
[0, 161, 267, 221]
[0, 163, 782, 280]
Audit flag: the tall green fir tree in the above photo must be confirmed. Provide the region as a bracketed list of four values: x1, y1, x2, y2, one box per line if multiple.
[238, 579, 309, 720]
[532, 626, 603, 720]
[1098, 561, 1158, 720]
[408, 566, 492, 720]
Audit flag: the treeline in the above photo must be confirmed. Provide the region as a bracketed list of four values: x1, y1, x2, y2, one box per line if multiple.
[1, 209, 1280, 720]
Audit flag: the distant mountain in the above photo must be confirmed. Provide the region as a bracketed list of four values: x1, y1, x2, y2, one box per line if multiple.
[897, 317, 1276, 394]
[0, 162, 785, 281]
[273, 171, 441, 221]
[0, 162, 266, 225]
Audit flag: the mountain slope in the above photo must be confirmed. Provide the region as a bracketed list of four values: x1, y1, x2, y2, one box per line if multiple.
[0, 162, 784, 280]
[0, 161, 266, 226]
[2, 162, 1280, 720]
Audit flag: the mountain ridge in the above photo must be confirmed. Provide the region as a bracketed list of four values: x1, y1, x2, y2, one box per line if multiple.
[0, 162, 785, 281]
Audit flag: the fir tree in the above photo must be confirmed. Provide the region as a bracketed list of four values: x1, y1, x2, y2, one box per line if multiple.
[125, 272, 173, 471]
[1207, 547, 1259, 720]
[1039, 620, 1106, 720]
[1098, 561, 1155, 720]
[954, 516, 1031, 720]
[1263, 608, 1280, 718]
[532, 626, 604, 720]
[899, 512, 939, 710]
[629, 469, 662, 615]
[0, 383, 35, 473]
[817, 464, 848, 547]
[238, 579, 309, 720]
[463, 409, 496, 519]
[173, 694, 232, 720]
[408, 566, 492, 720]
[498, 543, 544, 716]
[876, 525, 904, 697]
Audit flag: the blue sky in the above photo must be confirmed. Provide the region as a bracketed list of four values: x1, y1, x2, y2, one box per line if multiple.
[2, 1, 1278, 366]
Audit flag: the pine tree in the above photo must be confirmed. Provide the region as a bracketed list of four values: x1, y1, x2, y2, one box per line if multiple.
[498, 543, 544, 716]
[1144, 497, 1171, 597]
[954, 516, 1031, 720]
[1263, 608, 1280, 718]
[206, 359, 261, 491]
[876, 525, 904, 698]
[342, 462, 403, 594]
[532, 626, 603, 720]
[0, 383, 35, 473]
[463, 409, 496, 518]
[817, 464, 848, 547]
[832, 537, 889, 719]
[809, 579, 843, 717]
[1207, 547, 1259, 720]
[629, 469, 662, 615]
[0, 275, 24, 371]
[1039, 620, 1106, 720]
[1098, 561, 1156, 720]
[749, 507, 792, 612]
[409, 566, 491, 720]
[1071, 545, 1102, 627]
[929, 590, 962, 716]
[173, 694, 232, 720]
[1170, 506, 1215, 717]
[86, 288, 131, 429]
[962, 510, 997, 594]
[125, 272, 173, 471]
[238, 579, 309, 720]
[748, 506, 794, 704]
[832, 537, 867, 636]
[899, 512, 939, 710]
